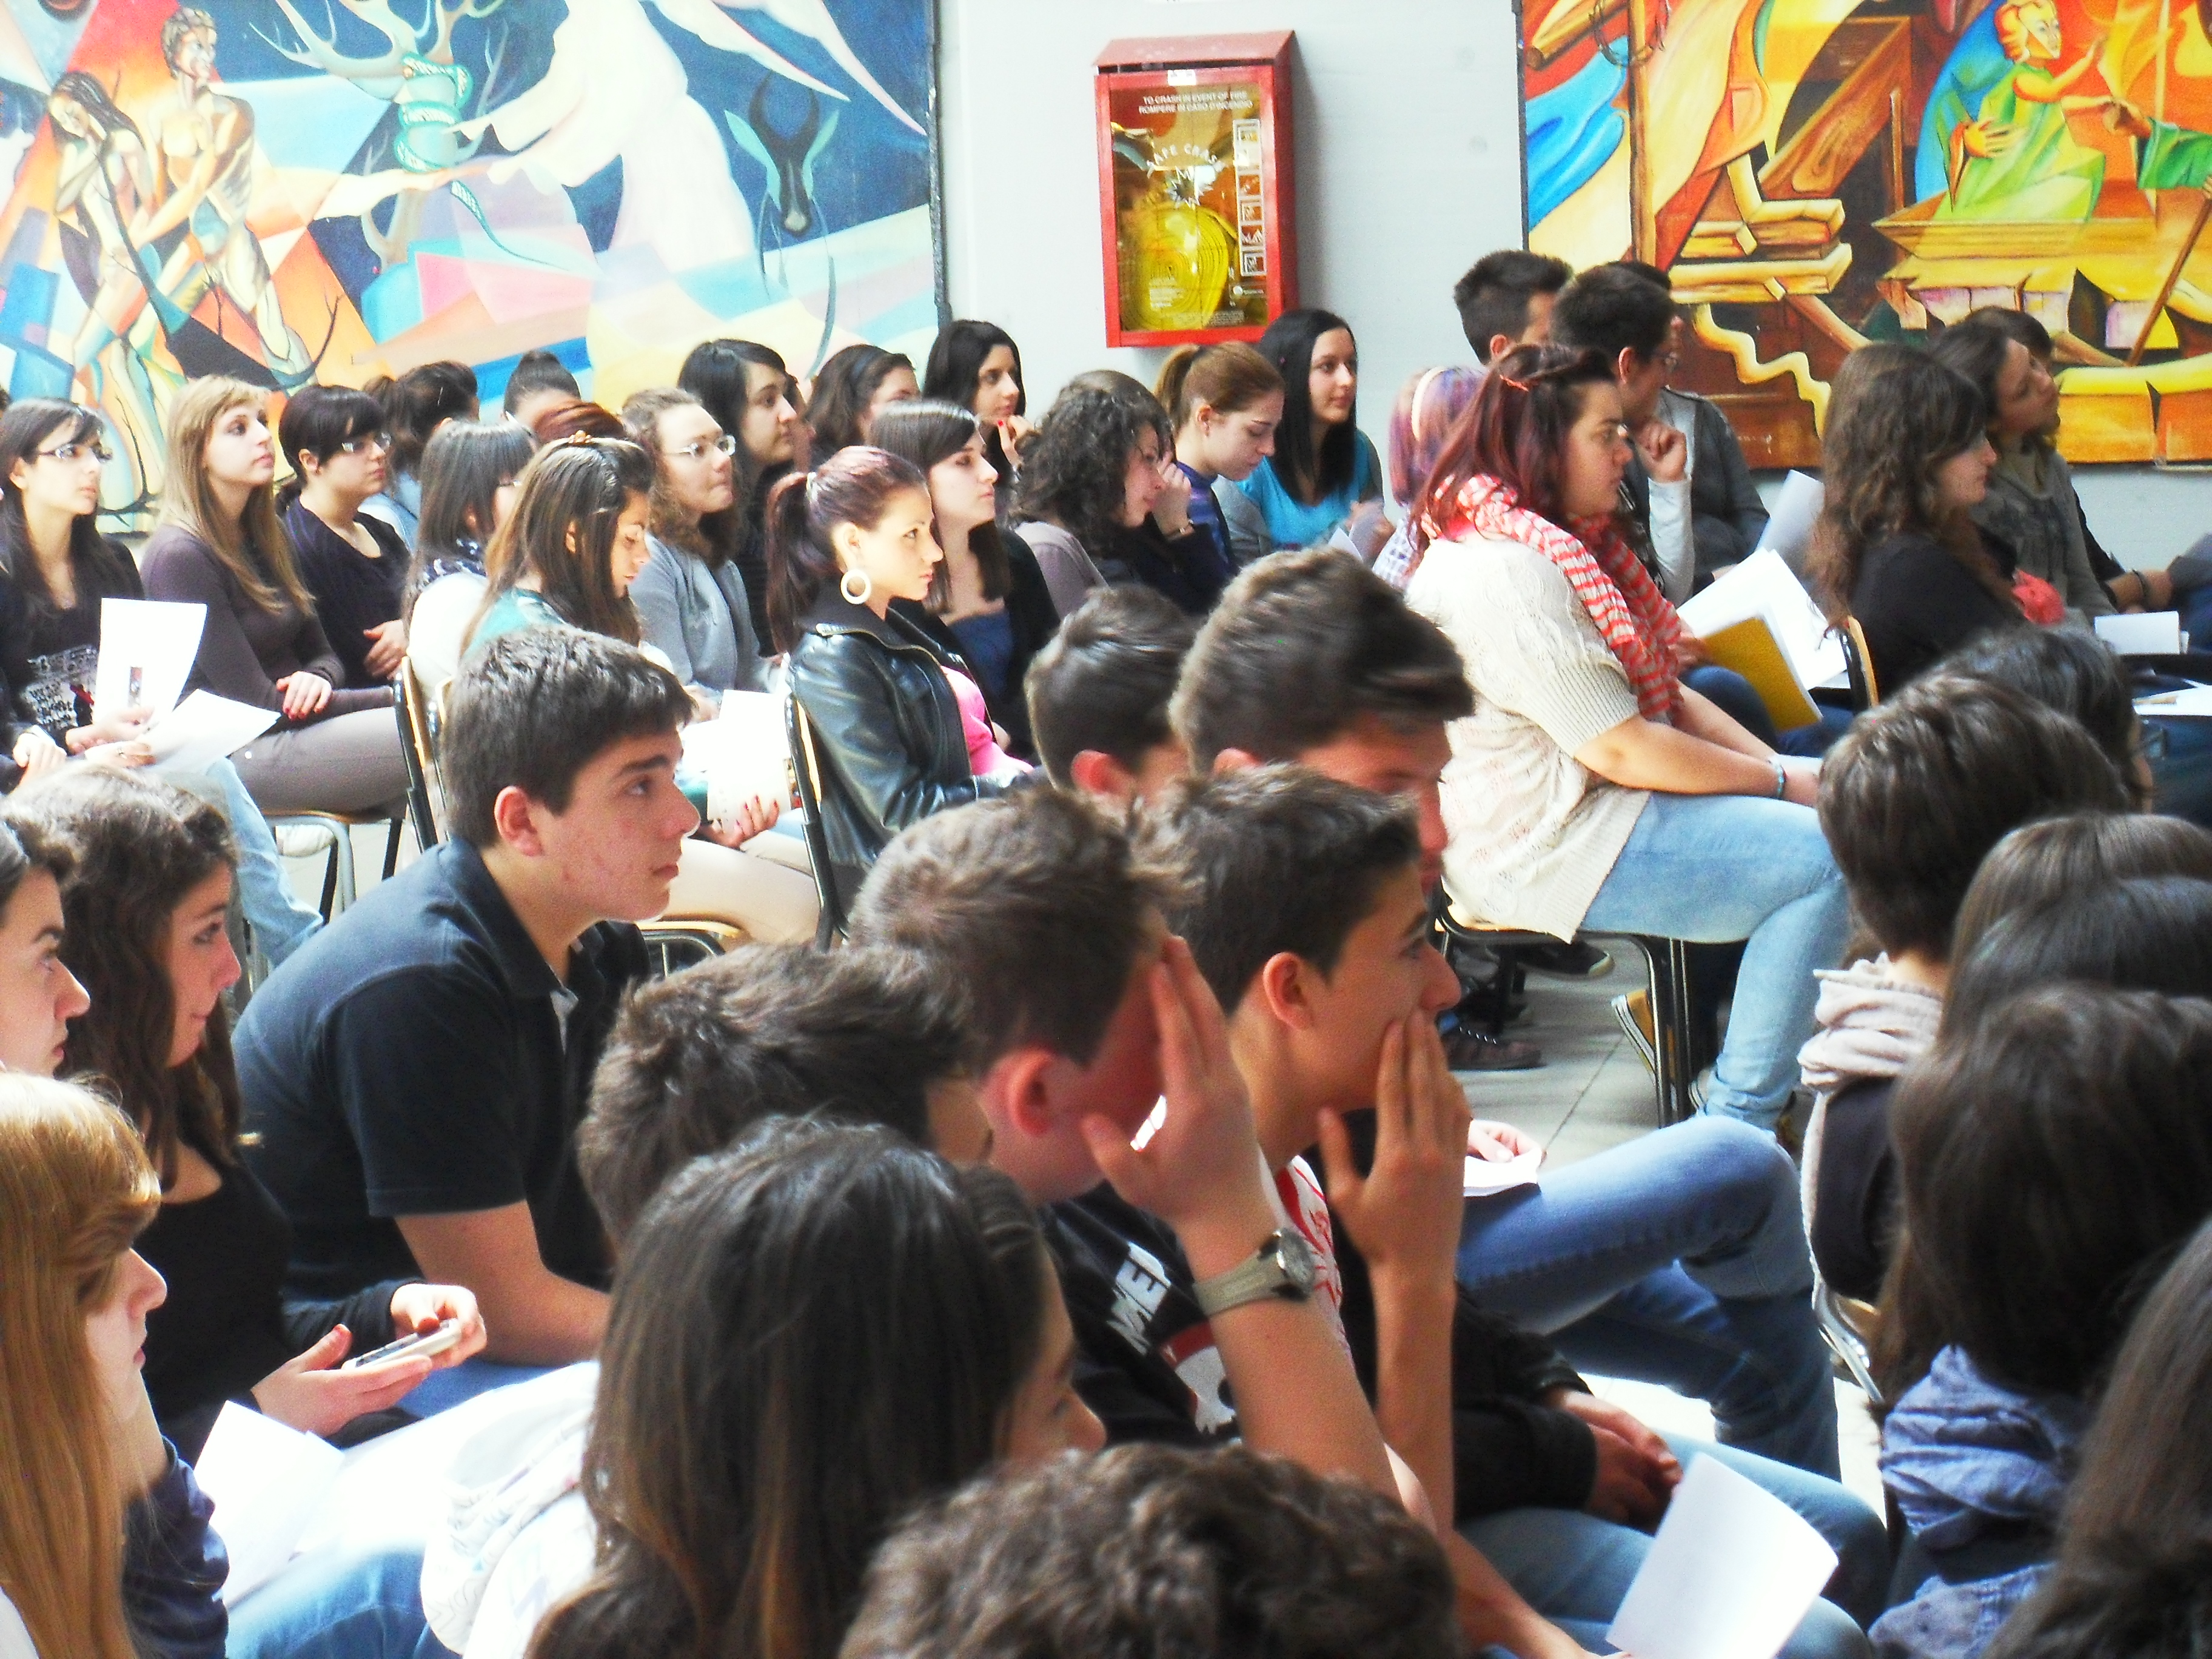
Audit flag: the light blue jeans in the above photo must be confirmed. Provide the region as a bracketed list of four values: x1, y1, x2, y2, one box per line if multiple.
[1464, 1437, 1886, 1652]
[160, 757, 324, 967]
[1580, 791, 1849, 1130]
[1458, 1116, 1836, 1478]
[226, 1544, 453, 1658]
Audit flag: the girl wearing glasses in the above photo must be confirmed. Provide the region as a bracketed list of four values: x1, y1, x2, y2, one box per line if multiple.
[0, 398, 325, 965]
[277, 385, 409, 689]
[620, 386, 767, 704]
[142, 377, 409, 819]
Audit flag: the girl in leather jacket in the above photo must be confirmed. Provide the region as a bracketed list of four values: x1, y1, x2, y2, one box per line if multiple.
[768, 447, 1011, 908]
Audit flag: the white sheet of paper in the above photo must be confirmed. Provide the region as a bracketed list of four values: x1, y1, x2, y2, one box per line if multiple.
[2096, 610, 2182, 655]
[1754, 471, 1825, 574]
[193, 1401, 346, 1604]
[1678, 549, 1848, 691]
[142, 691, 278, 771]
[1607, 1453, 1841, 1659]
[680, 691, 791, 828]
[94, 599, 204, 720]
[2138, 683, 2212, 718]
[1464, 1146, 1544, 1197]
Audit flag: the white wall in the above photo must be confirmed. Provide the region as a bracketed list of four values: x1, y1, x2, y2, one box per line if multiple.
[936, 0, 1522, 461]
[936, 0, 2207, 565]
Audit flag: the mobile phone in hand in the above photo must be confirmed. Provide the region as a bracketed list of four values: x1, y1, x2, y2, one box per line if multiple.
[341, 1316, 464, 1370]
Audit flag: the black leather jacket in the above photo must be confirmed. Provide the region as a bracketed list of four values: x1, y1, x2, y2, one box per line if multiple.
[788, 592, 1008, 904]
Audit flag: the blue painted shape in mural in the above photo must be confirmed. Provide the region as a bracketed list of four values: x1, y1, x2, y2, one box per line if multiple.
[1915, 5, 2006, 202]
[474, 335, 588, 404]
[1527, 50, 1627, 227]
[360, 263, 425, 341]
[0, 260, 56, 351]
[674, 256, 777, 320]
[220, 76, 394, 174]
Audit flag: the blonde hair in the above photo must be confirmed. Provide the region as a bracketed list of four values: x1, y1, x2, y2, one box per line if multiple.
[0, 1076, 161, 1659]
[159, 377, 312, 614]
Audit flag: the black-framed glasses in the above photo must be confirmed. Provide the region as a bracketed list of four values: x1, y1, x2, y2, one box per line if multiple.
[337, 431, 393, 455]
[672, 434, 738, 463]
[37, 441, 112, 464]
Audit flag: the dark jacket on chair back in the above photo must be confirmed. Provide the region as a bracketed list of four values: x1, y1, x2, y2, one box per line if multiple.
[787, 592, 1008, 907]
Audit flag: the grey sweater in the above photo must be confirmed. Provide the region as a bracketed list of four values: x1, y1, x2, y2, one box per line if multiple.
[630, 535, 766, 703]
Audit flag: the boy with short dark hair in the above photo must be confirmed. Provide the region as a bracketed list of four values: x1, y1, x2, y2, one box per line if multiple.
[580, 942, 985, 1248]
[1803, 674, 2128, 1300]
[1175, 552, 1846, 1483]
[1142, 765, 1886, 1646]
[1453, 249, 1573, 365]
[1023, 586, 1196, 802]
[241, 628, 696, 1364]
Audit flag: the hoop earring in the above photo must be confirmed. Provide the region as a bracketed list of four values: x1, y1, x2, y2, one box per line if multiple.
[839, 567, 873, 606]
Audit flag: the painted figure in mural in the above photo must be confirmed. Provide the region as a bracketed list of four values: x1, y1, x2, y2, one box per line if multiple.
[134, 7, 315, 384]
[45, 72, 167, 499]
[260, 0, 507, 267]
[1922, 0, 2119, 220]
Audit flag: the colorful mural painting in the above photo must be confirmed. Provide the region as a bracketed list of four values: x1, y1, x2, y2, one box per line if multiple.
[1521, 0, 2212, 465]
[0, 0, 936, 518]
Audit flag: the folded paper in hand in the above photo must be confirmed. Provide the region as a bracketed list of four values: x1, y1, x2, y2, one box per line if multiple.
[95, 600, 204, 721]
[1464, 1146, 1544, 1198]
[680, 692, 792, 828]
[143, 691, 279, 771]
[2095, 611, 2182, 655]
[1678, 550, 1848, 693]
[1607, 1453, 1840, 1659]
[193, 1401, 346, 1604]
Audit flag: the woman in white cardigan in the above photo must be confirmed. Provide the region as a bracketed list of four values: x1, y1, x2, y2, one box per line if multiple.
[1401, 345, 1846, 1133]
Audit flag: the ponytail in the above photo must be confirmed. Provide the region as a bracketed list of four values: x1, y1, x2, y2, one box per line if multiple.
[1155, 343, 1284, 431]
[763, 447, 931, 653]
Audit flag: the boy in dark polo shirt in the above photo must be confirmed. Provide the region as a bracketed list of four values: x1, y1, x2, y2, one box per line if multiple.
[240, 629, 697, 1364]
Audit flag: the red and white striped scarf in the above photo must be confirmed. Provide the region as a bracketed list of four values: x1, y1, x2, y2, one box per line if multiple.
[1439, 474, 1683, 723]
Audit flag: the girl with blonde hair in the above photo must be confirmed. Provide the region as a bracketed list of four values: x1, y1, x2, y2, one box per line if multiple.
[141, 377, 407, 816]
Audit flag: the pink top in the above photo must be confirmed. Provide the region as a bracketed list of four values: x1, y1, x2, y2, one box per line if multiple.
[943, 664, 1029, 783]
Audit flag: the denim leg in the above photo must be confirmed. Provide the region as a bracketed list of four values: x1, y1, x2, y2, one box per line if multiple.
[1461, 1495, 1872, 1658]
[1778, 706, 1857, 758]
[226, 1544, 454, 1659]
[1457, 1117, 1812, 1324]
[1661, 1437, 1890, 1629]
[1683, 666, 1780, 748]
[199, 757, 323, 965]
[1580, 792, 1849, 1129]
[1545, 1268, 1840, 1478]
[2148, 716, 2212, 830]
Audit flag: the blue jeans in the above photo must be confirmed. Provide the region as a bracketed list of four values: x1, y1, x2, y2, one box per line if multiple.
[1464, 1437, 1886, 1652]
[197, 757, 324, 965]
[1581, 791, 1849, 1129]
[226, 1544, 454, 1659]
[1681, 666, 1855, 757]
[1458, 1116, 1835, 1477]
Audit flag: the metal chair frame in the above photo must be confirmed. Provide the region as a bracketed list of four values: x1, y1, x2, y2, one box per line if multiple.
[785, 697, 848, 947]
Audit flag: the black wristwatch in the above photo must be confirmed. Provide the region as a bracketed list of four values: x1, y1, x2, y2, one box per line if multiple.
[1192, 1228, 1318, 1318]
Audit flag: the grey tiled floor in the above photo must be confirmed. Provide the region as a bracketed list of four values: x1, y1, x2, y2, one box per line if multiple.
[1454, 962, 1886, 1517]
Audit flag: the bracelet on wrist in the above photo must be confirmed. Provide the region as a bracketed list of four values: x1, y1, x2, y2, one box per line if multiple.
[1772, 758, 1788, 800]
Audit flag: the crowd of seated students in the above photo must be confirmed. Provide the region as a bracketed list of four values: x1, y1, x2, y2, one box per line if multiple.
[10, 251, 2212, 1659]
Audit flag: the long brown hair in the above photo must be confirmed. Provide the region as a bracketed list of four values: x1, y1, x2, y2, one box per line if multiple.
[1417, 344, 1615, 540]
[0, 1074, 162, 1659]
[868, 399, 1012, 606]
[158, 376, 312, 614]
[469, 437, 654, 649]
[1806, 344, 2017, 623]
[621, 386, 742, 571]
[528, 1119, 1051, 1659]
[1155, 341, 1283, 429]
[10, 769, 241, 1186]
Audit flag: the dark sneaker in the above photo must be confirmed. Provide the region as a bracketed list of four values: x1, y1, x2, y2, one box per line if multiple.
[1444, 1028, 1544, 1071]
[1517, 939, 1614, 979]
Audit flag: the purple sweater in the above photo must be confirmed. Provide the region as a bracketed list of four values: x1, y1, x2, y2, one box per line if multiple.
[141, 526, 391, 724]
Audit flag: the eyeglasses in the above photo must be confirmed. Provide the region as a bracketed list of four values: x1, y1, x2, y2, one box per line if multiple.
[337, 431, 393, 455]
[2137, 723, 2171, 764]
[672, 434, 739, 463]
[1657, 351, 1681, 372]
[38, 441, 111, 465]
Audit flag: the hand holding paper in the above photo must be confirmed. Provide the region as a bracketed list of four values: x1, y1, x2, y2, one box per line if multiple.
[95, 599, 204, 722]
[192, 1401, 346, 1604]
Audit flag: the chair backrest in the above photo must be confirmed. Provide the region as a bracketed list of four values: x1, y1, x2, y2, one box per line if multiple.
[641, 919, 745, 977]
[785, 696, 848, 947]
[397, 660, 448, 848]
[1838, 616, 1880, 711]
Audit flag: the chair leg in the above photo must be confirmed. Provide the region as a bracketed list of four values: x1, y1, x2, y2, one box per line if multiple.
[318, 848, 340, 922]
[1648, 937, 1698, 1127]
[383, 817, 404, 880]
[334, 828, 358, 915]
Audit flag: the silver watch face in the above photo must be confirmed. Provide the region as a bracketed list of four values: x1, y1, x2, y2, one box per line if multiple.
[1271, 1228, 1318, 1294]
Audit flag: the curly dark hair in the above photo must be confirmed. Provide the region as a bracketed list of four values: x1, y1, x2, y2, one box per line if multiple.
[840, 1442, 1461, 1659]
[9, 769, 239, 1187]
[1806, 344, 2014, 624]
[1013, 386, 1167, 557]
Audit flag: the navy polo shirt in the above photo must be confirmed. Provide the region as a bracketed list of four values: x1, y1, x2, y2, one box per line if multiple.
[238, 839, 648, 1301]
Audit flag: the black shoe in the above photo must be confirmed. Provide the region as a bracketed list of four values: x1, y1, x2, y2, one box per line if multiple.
[1443, 1028, 1544, 1071]
[1517, 940, 1614, 979]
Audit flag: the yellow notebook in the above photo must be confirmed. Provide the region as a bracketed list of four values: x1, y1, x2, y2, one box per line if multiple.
[1700, 616, 1818, 732]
